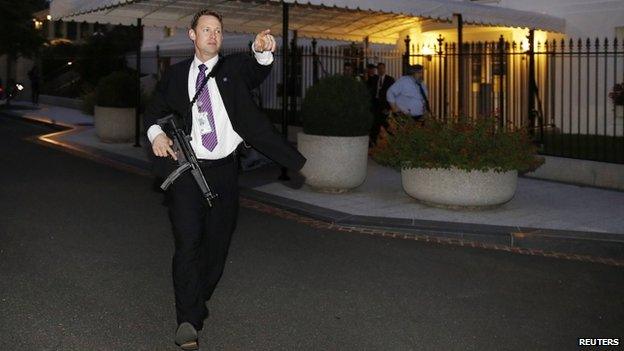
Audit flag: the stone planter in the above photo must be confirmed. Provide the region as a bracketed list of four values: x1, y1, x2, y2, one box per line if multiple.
[94, 105, 136, 143]
[297, 132, 369, 192]
[401, 167, 518, 208]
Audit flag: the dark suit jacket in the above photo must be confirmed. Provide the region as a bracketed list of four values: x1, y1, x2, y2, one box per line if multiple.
[369, 74, 395, 110]
[144, 53, 306, 177]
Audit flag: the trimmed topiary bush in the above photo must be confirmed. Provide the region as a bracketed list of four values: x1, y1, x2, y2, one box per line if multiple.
[81, 91, 96, 115]
[300, 75, 373, 136]
[95, 71, 138, 108]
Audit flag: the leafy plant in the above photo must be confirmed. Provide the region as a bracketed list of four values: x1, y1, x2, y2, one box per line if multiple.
[0, 0, 47, 58]
[95, 71, 138, 108]
[371, 114, 544, 173]
[300, 74, 373, 136]
[40, 41, 78, 81]
[608, 83, 624, 106]
[81, 91, 96, 115]
[76, 26, 139, 86]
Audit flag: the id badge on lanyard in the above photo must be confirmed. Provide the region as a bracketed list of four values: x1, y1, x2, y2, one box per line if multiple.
[196, 110, 213, 134]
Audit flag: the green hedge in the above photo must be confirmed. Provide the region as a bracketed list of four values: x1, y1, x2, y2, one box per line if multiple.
[300, 75, 373, 136]
[95, 71, 138, 108]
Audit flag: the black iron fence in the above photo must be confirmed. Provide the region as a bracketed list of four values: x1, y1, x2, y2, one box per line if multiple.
[232, 37, 623, 164]
[399, 36, 624, 163]
[41, 36, 624, 164]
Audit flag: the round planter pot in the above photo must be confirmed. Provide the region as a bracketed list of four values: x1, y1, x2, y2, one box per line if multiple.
[401, 167, 518, 208]
[297, 132, 369, 192]
[94, 105, 136, 143]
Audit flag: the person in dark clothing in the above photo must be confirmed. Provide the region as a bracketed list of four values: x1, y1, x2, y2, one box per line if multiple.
[368, 62, 395, 144]
[27, 66, 40, 105]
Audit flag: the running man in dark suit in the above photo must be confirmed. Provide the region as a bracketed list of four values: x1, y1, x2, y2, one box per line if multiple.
[369, 62, 395, 144]
[143, 9, 306, 350]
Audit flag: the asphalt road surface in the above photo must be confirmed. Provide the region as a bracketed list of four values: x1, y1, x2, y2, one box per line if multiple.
[1, 116, 622, 351]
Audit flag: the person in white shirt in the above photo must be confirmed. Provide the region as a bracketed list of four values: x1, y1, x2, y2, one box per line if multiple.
[386, 64, 430, 120]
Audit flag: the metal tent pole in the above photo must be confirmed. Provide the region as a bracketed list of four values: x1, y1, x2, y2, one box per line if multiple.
[455, 13, 464, 118]
[279, 1, 290, 180]
[134, 17, 142, 147]
[527, 29, 536, 136]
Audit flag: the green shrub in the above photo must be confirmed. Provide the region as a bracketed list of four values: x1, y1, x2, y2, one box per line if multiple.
[300, 75, 373, 136]
[371, 114, 544, 173]
[81, 91, 95, 115]
[76, 26, 139, 86]
[95, 71, 138, 108]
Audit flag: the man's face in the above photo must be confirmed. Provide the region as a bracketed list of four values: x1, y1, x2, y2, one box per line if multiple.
[367, 67, 376, 76]
[344, 65, 353, 76]
[188, 15, 223, 59]
[413, 70, 424, 81]
[377, 64, 386, 76]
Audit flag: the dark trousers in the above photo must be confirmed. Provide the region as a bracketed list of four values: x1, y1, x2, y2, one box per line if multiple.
[166, 154, 239, 330]
[31, 87, 39, 105]
[369, 99, 388, 145]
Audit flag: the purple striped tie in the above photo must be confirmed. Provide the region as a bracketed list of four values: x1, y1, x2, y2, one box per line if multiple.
[196, 64, 218, 151]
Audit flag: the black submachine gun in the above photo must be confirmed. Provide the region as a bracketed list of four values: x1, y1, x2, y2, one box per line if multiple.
[157, 114, 218, 207]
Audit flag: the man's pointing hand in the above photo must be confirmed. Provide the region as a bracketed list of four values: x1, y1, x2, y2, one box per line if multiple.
[253, 29, 276, 53]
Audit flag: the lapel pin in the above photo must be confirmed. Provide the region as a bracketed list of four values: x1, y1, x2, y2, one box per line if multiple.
[223, 77, 228, 82]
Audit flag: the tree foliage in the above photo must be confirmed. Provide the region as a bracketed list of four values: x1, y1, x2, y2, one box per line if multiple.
[76, 25, 141, 86]
[0, 0, 48, 58]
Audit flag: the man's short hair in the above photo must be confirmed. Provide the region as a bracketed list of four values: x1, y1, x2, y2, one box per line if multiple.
[407, 64, 424, 74]
[344, 62, 353, 68]
[190, 9, 223, 30]
[366, 63, 376, 69]
[377, 62, 386, 67]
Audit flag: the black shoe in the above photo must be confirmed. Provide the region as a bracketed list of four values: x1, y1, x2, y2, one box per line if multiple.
[175, 322, 198, 350]
[281, 170, 306, 190]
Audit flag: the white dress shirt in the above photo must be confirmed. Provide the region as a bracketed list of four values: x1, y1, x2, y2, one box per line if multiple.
[147, 44, 273, 160]
[386, 76, 428, 116]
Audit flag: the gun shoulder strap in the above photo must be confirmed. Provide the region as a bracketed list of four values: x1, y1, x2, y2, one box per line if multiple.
[189, 56, 225, 106]
[184, 56, 226, 133]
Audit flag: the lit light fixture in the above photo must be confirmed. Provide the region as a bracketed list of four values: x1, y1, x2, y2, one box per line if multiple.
[16, 84, 24, 91]
[422, 46, 434, 56]
[67, 61, 73, 66]
[46, 14, 52, 20]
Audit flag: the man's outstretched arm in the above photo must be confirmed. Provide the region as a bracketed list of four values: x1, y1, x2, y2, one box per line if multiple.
[238, 29, 276, 89]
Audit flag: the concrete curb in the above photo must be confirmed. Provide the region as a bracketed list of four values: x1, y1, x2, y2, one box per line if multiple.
[4, 109, 623, 263]
[239, 188, 624, 261]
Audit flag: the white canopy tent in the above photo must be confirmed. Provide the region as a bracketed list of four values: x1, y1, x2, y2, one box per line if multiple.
[51, 0, 565, 45]
[49, 0, 565, 149]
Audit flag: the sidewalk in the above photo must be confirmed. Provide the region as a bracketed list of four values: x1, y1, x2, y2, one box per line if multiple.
[3, 101, 624, 260]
